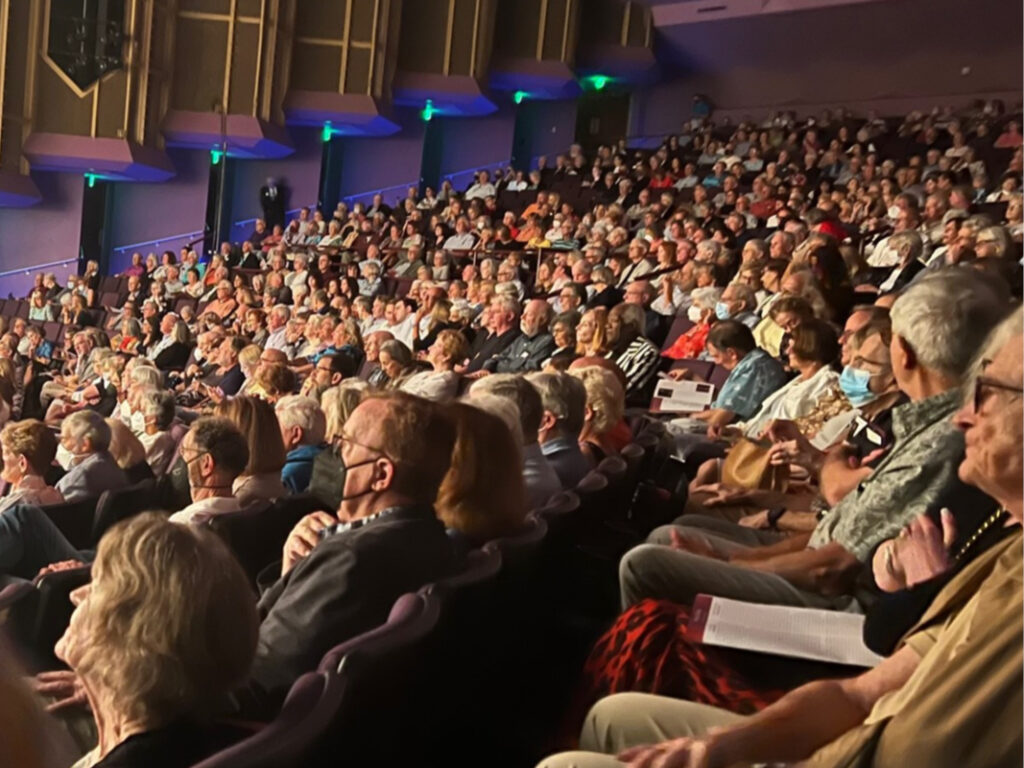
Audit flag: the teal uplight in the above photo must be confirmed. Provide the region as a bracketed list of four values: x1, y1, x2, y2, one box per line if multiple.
[421, 99, 435, 122]
[514, 90, 527, 105]
[583, 74, 611, 91]
[210, 149, 224, 165]
[85, 173, 97, 188]
[321, 121, 333, 142]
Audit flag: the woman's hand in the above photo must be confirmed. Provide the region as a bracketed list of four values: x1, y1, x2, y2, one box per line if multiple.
[872, 509, 956, 592]
[32, 670, 90, 713]
[618, 736, 717, 768]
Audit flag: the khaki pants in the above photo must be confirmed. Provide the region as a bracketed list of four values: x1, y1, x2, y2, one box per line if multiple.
[618, 517, 843, 611]
[536, 693, 746, 768]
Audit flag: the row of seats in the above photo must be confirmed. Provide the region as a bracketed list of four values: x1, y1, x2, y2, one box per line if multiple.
[0, 432, 673, 767]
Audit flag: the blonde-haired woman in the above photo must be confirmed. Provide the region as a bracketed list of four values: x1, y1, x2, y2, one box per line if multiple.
[400, 329, 468, 402]
[310, 380, 368, 512]
[54, 513, 258, 767]
[569, 365, 625, 464]
[437, 402, 526, 551]
[575, 307, 609, 357]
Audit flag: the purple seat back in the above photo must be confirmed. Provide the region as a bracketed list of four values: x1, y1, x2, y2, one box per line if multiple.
[317, 591, 440, 674]
[660, 316, 695, 351]
[0, 580, 34, 612]
[426, 547, 502, 598]
[191, 672, 346, 768]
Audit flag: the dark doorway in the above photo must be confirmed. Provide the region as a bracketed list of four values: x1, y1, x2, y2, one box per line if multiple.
[574, 92, 631, 152]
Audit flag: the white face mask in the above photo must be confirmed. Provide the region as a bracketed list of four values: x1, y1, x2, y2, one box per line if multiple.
[687, 305, 705, 324]
[56, 443, 75, 471]
[130, 411, 146, 434]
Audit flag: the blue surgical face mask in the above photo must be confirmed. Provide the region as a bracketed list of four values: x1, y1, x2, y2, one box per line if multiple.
[839, 365, 876, 406]
[714, 301, 732, 321]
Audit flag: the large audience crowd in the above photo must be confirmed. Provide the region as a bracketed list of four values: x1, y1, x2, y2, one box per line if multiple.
[1, 99, 1023, 768]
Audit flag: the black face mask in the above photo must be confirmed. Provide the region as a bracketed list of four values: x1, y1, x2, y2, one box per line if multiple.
[338, 456, 381, 502]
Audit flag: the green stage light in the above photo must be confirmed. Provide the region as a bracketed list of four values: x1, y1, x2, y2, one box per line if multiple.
[85, 173, 97, 188]
[210, 149, 223, 165]
[421, 99, 435, 122]
[514, 90, 527, 104]
[591, 75, 609, 91]
[322, 122, 333, 142]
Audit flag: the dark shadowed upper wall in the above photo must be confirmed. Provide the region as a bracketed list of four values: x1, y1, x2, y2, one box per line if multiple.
[631, 0, 1024, 136]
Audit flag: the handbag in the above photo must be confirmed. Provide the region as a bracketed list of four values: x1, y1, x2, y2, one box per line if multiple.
[720, 436, 789, 492]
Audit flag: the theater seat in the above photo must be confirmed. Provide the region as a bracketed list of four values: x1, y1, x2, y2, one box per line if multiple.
[190, 672, 346, 768]
[92, 479, 168, 544]
[314, 592, 442, 764]
[200, 495, 328, 588]
[38, 496, 101, 551]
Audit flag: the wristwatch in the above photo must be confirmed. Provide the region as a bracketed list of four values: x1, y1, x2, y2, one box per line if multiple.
[766, 507, 786, 530]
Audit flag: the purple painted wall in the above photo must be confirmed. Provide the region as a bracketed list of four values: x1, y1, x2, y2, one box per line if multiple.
[632, 0, 1024, 137]
[0, 172, 84, 298]
[523, 99, 577, 168]
[228, 126, 323, 242]
[338, 109, 426, 209]
[107, 148, 211, 273]
[438, 103, 517, 192]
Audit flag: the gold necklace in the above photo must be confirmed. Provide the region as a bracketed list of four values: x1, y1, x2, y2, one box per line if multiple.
[954, 508, 1008, 561]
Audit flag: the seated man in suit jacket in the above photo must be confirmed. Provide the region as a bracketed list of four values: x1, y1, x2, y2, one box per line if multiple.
[237, 392, 460, 715]
[55, 410, 129, 502]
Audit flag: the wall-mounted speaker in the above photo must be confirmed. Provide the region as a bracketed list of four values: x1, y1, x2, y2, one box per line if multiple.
[48, 0, 126, 90]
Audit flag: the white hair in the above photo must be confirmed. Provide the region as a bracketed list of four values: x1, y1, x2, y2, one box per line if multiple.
[63, 410, 111, 452]
[129, 365, 163, 389]
[691, 286, 724, 311]
[890, 269, 1009, 380]
[889, 230, 924, 262]
[696, 240, 722, 260]
[139, 390, 176, 431]
[463, 393, 523, 446]
[276, 395, 326, 445]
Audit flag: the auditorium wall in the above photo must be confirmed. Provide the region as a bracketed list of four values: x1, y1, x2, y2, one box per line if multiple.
[106, 148, 212, 274]
[228, 127, 324, 241]
[337, 109, 427, 207]
[437, 103, 518, 191]
[629, 0, 1024, 138]
[0, 173, 85, 298]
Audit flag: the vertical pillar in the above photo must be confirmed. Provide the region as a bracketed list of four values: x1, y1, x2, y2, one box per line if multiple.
[318, 134, 344, 215]
[205, 155, 236, 255]
[419, 117, 444, 196]
[79, 178, 113, 273]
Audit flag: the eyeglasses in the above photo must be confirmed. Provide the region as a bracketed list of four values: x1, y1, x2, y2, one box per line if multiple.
[337, 430, 393, 462]
[968, 374, 1024, 414]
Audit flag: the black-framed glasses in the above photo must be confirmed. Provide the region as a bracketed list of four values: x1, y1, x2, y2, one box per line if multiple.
[969, 374, 1024, 414]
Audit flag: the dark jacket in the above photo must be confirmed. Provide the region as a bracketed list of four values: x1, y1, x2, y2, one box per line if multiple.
[154, 341, 191, 371]
[94, 720, 249, 767]
[243, 505, 458, 713]
[485, 331, 557, 374]
[464, 327, 520, 373]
